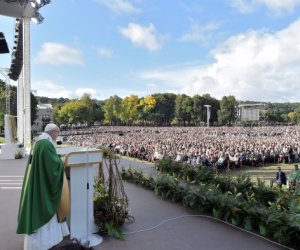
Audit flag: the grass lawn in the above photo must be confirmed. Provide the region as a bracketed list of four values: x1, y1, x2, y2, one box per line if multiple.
[120, 155, 296, 181]
[116, 154, 296, 188]
[228, 163, 295, 187]
[0, 137, 4, 143]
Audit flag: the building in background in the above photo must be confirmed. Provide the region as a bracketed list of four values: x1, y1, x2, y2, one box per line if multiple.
[32, 103, 53, 133]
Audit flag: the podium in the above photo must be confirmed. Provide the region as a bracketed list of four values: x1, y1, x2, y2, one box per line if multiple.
[59, 147, 103, 247]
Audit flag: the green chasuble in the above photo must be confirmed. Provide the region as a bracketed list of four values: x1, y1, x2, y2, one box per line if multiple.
[17, 139, 64, 235]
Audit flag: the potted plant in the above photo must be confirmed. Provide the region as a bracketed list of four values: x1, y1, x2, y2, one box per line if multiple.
[15, 150, 23, 159]
[182, 184, 211, 213]
[227, 193, 245, 226]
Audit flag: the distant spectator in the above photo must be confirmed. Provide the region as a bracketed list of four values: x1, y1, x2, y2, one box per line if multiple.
[275, 166, 287, 188]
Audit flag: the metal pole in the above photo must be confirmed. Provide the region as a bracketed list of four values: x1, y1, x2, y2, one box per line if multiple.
[23, 17, 31, 152]
[204, 105, 211, 127]
[17, 69, 24, 144]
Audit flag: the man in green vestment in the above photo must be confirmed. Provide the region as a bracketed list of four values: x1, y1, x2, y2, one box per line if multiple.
[289, 164, 300, 195]
[17, 123, 69, 250]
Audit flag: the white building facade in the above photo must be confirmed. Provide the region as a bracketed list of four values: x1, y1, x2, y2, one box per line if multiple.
[32, 103, 53, 133]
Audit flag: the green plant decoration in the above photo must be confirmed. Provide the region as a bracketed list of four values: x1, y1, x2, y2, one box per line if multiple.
[105, 221, 125, 240]
[94, 148, 129, 240]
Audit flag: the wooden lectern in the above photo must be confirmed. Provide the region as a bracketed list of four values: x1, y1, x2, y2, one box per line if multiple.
[61, 147, 103, 247]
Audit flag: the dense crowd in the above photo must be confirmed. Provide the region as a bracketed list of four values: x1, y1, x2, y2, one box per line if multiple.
[60, 125, 300, 170]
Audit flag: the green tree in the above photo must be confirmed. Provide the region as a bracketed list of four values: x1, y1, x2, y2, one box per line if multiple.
[56, 98, 93, 125]
[53, 104, 62, 125]
[138, 95, 156, 125]
[175, 94, 193, 125]
[192, 94, 205, 125]
[103, 95, 122, 125]
[57, 100, 78, 125]
[290, 108, 300, 124]
[266, 108, 283, 123]
[265, 102, 300, 124]
[218, 95, 237, 125]
[287, 112, 295, 123]
[120, 95, 139, 125]
[152, 93, 176, 125]
[79, 93, 94, 125]
[92, 100, 105, 124]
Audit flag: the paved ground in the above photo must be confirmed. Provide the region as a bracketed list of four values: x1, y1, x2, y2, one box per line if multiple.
[0, 158, 24, 250]
[0, 157, 292, 250]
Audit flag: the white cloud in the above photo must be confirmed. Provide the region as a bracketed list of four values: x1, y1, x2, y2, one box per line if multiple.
[119, 23, 163, 52]
[32, 81, 103, 99]
[256, 0, 300, 13]
[140, 18, 300, 102]
[96, 47, 114, 58]
[230, 0, 300, 14]
[35, 42, 84, 65]
[94, 0, 140, 13]
[32, 80, 73, 98]
[229, 0, 254, 13]
[179, 21, 221, 44]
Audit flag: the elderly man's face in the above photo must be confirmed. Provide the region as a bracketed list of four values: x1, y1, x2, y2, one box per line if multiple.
[50, 129, 60, 141]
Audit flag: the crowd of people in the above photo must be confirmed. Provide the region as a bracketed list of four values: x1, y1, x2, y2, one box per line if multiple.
[60, 125, 300, 170]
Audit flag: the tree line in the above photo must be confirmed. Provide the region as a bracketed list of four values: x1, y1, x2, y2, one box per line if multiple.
[1, 79, 300, 129]
[51, 93, 300, 126]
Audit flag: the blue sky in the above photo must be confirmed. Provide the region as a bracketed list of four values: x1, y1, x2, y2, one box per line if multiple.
[1, 0, 300, 102]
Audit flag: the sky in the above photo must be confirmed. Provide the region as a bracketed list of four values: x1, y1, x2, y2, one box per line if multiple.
[1, 0, 300, 102]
